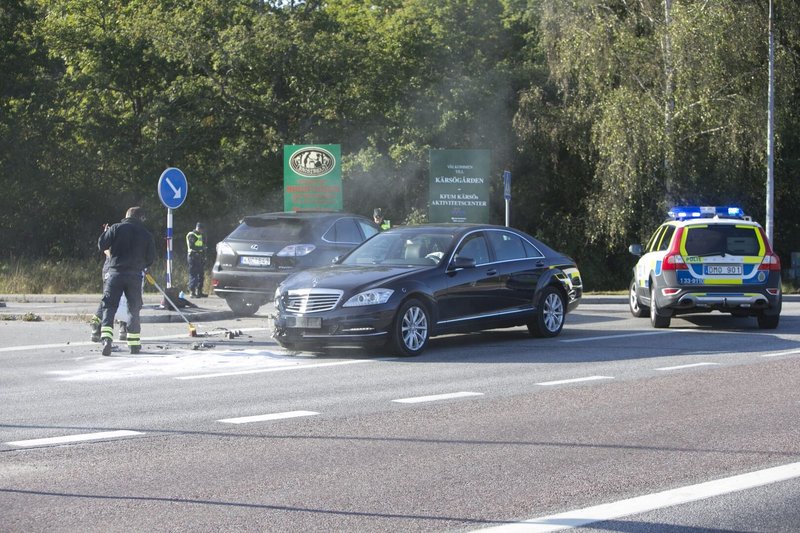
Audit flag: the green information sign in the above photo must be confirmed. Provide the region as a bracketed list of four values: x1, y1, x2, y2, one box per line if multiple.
[429, 149, 491, 223]
[284, 144, 342, 211]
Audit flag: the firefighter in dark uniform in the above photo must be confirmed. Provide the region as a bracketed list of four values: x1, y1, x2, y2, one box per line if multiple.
[186, 222, 207, 297]
[97, 206, 156, 356]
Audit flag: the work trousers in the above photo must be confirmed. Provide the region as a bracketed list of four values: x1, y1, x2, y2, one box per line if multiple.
[188, 252, 205, 291]
[101, 271, 144, 347]
[95, 262, 128, 322]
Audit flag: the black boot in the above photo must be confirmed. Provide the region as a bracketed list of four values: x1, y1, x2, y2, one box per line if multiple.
[101, 338, 113, 356]
[118, 321, 128, 341]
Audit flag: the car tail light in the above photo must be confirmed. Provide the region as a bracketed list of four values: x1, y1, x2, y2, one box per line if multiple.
[662, 288, 680, 296]
[660, 228, 687, 270]
[216, 242, 235, 256]
[758, 253, 781, 271]
[277, 244, 316, 257]
[756, 228, 781, 271]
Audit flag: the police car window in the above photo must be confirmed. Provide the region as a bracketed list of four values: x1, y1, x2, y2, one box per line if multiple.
[684, 226, 761, 256]
[487, 231, 526, 261]
[358, 220, 379, 239]
[646, 226, 666, 253]
[657, 225, 675, 251]
[324, 218, 361, 244]
[456, 233, 490, 265]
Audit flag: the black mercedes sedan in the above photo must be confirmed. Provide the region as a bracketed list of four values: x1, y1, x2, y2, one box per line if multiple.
[273, 224, 583, 356]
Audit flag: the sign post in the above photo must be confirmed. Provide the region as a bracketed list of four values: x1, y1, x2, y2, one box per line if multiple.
[157, 167, 188, 288]
[503, 170, 511, 227]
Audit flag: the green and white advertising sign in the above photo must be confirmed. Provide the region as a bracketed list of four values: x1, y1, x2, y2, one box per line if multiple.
[429, 149, 491, 223]
[284, 144, 342, 211]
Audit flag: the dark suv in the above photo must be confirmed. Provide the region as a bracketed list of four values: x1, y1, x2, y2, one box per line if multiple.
[212, 211, 379, 315]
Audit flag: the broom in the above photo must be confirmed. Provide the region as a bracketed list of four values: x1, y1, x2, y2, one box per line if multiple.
[144, 271, 198, 337]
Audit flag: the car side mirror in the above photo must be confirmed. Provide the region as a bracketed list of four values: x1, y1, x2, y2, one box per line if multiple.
[449, 256, 476, 270]
[628, 244, 643, 257]
[331, 256, 341, 264]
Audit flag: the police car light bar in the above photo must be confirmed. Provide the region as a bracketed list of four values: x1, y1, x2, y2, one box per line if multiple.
[668, 205, 745, 220]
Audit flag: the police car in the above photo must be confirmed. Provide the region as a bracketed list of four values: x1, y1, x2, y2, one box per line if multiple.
[628, 206, 782, 329]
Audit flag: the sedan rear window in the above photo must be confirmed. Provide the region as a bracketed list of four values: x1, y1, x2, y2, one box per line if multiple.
[683, 225, 761, 256]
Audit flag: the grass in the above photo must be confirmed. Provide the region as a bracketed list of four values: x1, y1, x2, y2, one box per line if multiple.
[0, 256, 797, 295]
[0, 257, 207, 295]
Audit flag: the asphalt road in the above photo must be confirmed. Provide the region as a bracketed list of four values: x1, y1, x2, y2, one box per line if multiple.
[1, 297, 799, 532]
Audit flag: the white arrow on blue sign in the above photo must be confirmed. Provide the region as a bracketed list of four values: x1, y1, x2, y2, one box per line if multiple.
[503, 170, 511, 200]
[158, 167, 188, 209]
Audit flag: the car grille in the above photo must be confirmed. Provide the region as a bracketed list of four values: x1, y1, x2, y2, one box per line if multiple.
[285, 289, 343, 313]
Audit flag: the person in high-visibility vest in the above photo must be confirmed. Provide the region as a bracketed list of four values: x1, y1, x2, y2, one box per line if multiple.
[373, 208, 391, 231]
[186, 222, 207, 298]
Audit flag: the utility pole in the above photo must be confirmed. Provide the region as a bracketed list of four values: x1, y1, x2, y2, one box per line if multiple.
[766, 0, 775, 243]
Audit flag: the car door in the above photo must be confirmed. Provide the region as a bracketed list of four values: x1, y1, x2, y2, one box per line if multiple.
[634, 223, 675, 297]
[485, 230, 543, 313]
[438, 231, 505, 325]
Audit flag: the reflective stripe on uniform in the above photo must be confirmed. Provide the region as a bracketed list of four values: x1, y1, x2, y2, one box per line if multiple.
[101, 326, 113, 340]
[126, 333, 141, 347]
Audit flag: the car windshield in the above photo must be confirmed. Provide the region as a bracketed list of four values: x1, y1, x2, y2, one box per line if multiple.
[683, 225, 761, 256]
[343, 231, 454, 266]
[228, 218, 307, 241]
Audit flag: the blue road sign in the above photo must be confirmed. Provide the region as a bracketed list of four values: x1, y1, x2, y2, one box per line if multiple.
[503, 170, 511, 200]
[158, 167, 188, 209]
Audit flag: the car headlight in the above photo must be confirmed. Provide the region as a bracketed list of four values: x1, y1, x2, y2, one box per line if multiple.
[342, 288, 394, 307]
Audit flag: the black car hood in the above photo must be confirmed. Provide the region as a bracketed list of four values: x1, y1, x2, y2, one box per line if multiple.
[280, 264, 429, 292]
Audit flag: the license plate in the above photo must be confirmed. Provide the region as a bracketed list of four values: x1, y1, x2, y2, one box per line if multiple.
[705, 264, 742, 276]
[287, 316, 322, 329]
[241, 256, 271, 266]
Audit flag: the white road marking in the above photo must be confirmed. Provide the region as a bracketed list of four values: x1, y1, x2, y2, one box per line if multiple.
[656, 362, 720, 371]
[217, 411, 319, 424]
[392, 391, 484, 404]
[0, 328, 264, 354]
[536, 376, 613, 386]
[761, 349, 800, 358]
[176, 358, 381, 380]
[6, 430, 144, 448]
[473, 461, 800, 532]
[560, 331, 670, 343]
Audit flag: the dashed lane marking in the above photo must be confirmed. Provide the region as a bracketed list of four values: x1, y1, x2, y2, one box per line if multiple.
[176, 358, 383, 380]
[392, 391, 484, 404]
[536, 376, 613, 387]
[217, 411, 319, 424]
[560, 331, 670, 343]
[761, 349, 800, 358]
[656, 362, 721, 371]
[473, 460, 800, 532]
[6, 430, 144, 448]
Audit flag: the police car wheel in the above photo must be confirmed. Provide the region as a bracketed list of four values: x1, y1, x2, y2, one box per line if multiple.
[528, 286, 565, 338]
[649, 285, 671, 328]
[629, 279, 648, 318]
[757, 313, 779, 329]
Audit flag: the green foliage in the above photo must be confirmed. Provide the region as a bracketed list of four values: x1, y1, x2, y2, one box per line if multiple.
[2, 0, 800, 291]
